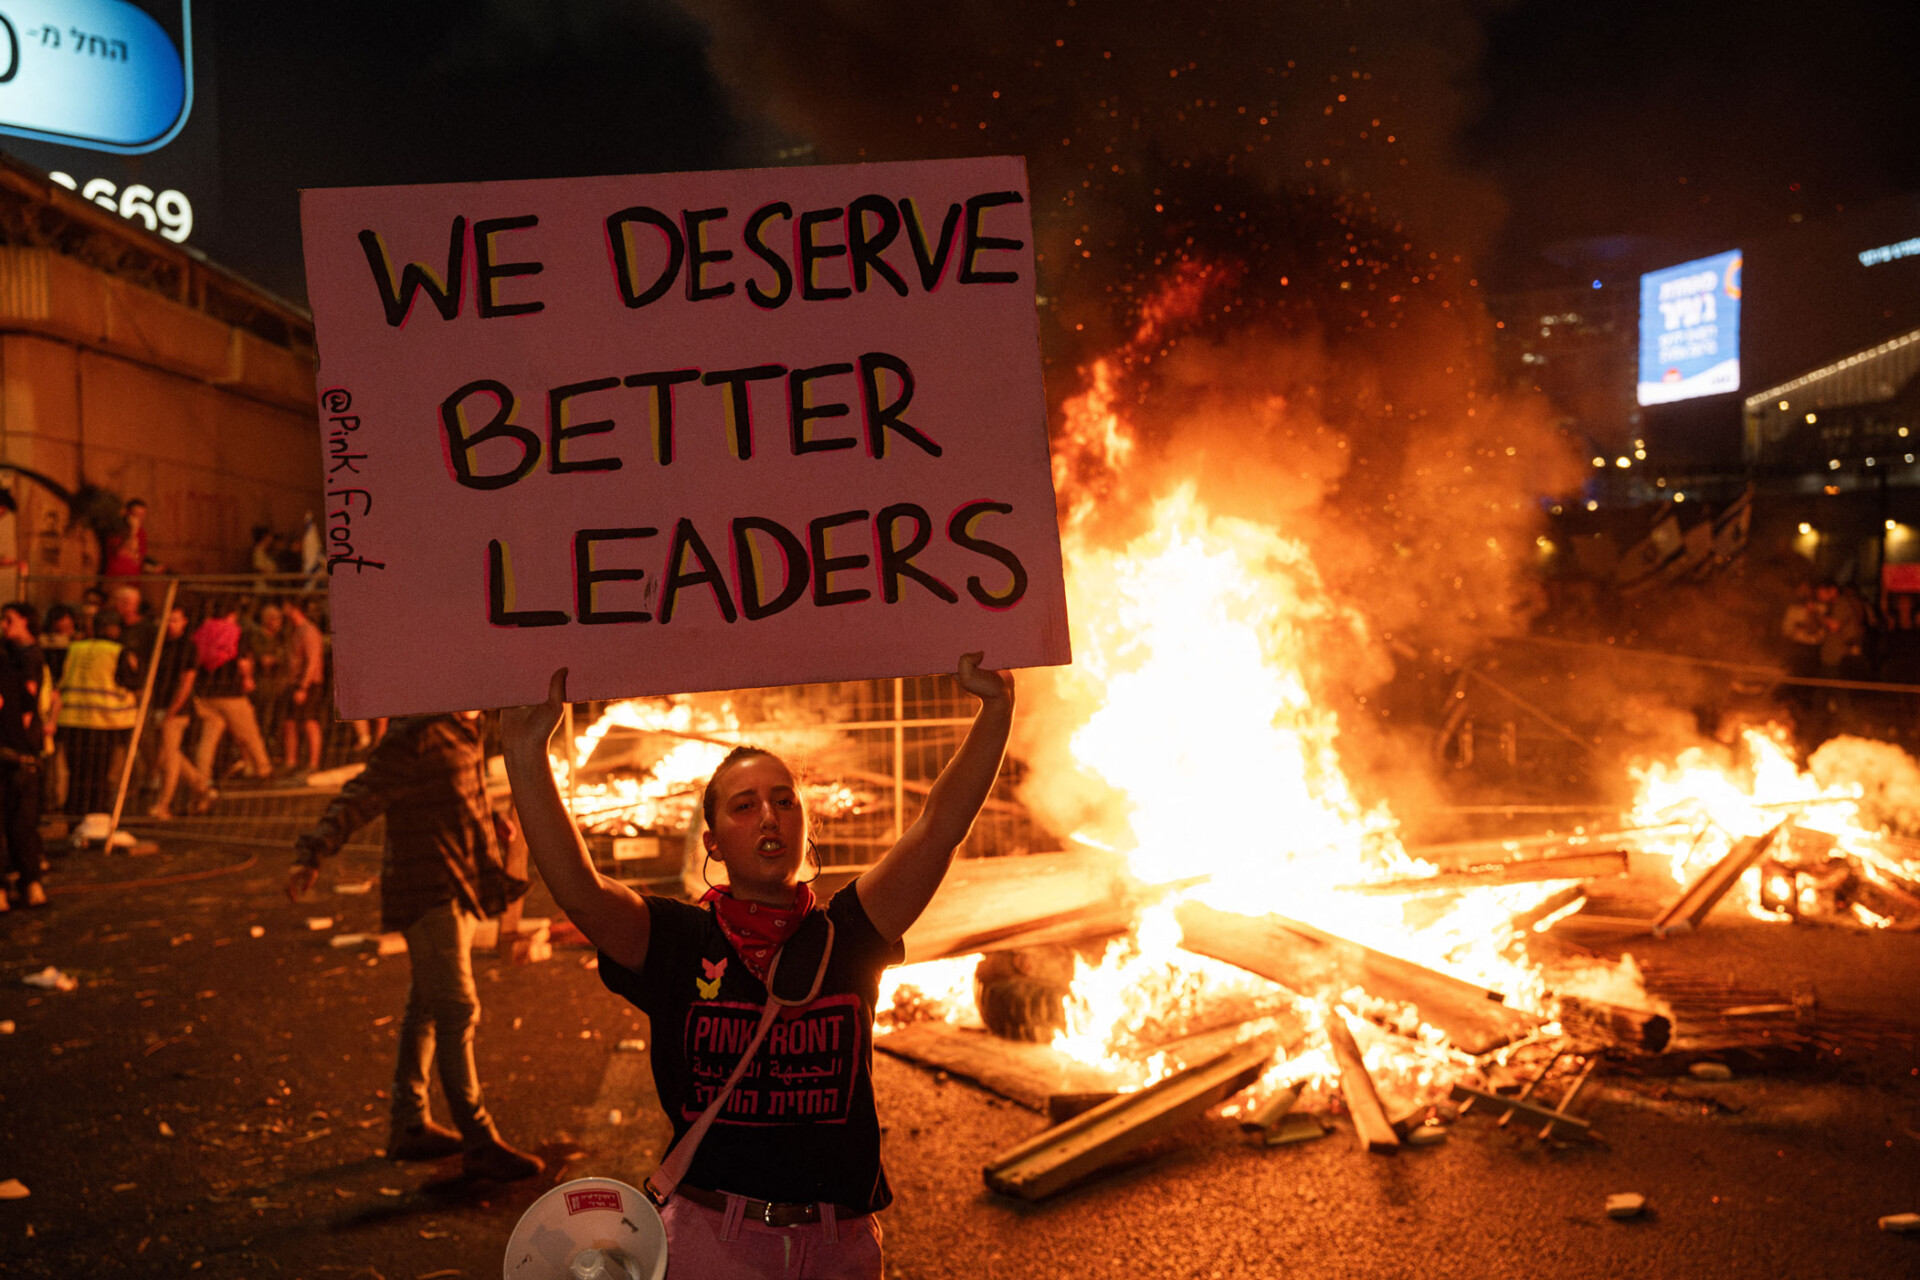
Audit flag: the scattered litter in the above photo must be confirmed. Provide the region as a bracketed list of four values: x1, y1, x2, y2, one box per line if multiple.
[607, 1109, 623, 1126]
[373, 1015, 394, 1027]
[416, 1270, 464, 1279]
[333, 1187, 353, 1198]
[418, 1228, 452, 1239]
[0, 1020, 14, 1034]
[579, 1030, 593, 1040]
[1881, 1212, 1920, 1234]
[249, 925, 265, 938]
[1406, 1124, 1447, 1147]
[0, 1179, 27, 1200]
[111, 1183, 136, 1193]
[512, 1017, 523, 1031]
[617, 1038, 647, 1053]
[377, 934, 408, 956]
[1689, 1062, 1734, 1082]
[170, 934, 193, 947]
[1606, 1193, 1648, 1219]
[379, 1187, 403, 1197]
[158, 1121, 175, 1137]
[1262, 1113, 1330, 1146]
[329, 934, 374, 949]
[305, 917, 334, 931]
[333, 880, 375, 895]
[21, 967, 76, 992]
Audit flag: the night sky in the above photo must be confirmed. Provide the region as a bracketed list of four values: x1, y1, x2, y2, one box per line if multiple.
[189, 0, 1919, 304]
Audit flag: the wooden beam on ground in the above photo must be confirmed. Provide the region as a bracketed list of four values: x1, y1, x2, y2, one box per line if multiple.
[1650, 823, 1785, 937]
[901, 850, 1140, 964]
[1339, 850, 1629, 896]
[1557, 996, 1672, 1053]
[1406, 824, 1697, 868]
[983, 1038, 1279, 1201]
[1323, 1012, 1399, 1155]
[1175, 901, 1539, 1055]
[876, 1022, 1117, 1112]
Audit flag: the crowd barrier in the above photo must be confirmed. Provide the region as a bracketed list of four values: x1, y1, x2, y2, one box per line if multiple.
[15, 574, 1041, 876]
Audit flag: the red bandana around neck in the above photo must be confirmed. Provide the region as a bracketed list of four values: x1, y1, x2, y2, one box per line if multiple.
[700, 884, 817, 985]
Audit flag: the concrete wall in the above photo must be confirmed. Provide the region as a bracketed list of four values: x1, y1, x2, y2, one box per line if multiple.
[0, 247, 319, 582]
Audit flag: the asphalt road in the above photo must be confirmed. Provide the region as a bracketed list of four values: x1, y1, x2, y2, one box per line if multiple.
[2, 839, 1918, 1279]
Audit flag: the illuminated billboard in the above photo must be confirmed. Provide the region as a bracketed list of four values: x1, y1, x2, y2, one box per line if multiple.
[0, 1, 211, 248]
[0, 0, 191, 154]
[1638, 248, 1743, 406]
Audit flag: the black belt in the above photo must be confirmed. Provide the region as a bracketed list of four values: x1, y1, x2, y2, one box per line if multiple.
[674, 1183, 864, 1228]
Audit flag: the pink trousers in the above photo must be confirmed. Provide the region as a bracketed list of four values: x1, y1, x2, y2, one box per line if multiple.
[660, 1195, 882, 1279]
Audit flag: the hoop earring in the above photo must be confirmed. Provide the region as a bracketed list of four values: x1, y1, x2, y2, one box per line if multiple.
[701, 851, 718, 891]
[796, 838, 820, 885]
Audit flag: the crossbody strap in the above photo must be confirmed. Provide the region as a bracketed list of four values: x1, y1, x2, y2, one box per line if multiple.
[643, 917, 835, 1207]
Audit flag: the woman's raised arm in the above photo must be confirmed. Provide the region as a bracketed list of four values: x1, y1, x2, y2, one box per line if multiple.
[856, 653, 1015, 942]
[500, 668, 652, 971]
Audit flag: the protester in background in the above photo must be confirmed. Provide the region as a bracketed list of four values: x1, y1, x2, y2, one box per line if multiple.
[76, 586, 105, 638]
[250, 525, 279, 583]
[146, 604, 214, 819]
[55, 612, 139, 818]
[101, 498, 160, 579]
[287, 712, 543, 1181]
[39, 605, 76, 684]
[107, 585, 158, 680]
[279, 600, 325, 775]
[299, 512, 324, 586]
[1818, 583, 1868, 678]
[0, 603, 48, 911]
[191, 599, 274, 782]
[1782, 582, 1826, 675]
[249, 602, 290, 762]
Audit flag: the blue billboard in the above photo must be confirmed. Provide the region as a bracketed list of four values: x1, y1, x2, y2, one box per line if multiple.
[0, 0, 191, 154]
[1638, 249, 1743, 406]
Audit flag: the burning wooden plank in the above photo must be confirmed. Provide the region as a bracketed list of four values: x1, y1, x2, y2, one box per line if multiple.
[1174, 901, 1539, 1055]
[901, 850, 1140, 964]
[982, 1037, 1280, 1201]
[1322, 1011, 1399, 1154]
[1557, 996, 1672, 1053]
[1339, 849, 1629, 896]
[876, 1022, 1116, 1112]
[1650, 823, 1785, 937]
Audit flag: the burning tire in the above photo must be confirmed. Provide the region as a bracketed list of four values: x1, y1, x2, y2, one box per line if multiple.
[973, 947, 1076, 1042]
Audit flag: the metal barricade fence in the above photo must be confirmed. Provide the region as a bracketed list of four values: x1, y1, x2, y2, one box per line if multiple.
[14, 574, 1044, 873]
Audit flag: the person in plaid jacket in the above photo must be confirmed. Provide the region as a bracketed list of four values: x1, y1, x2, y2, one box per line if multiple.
[286, 711, 542, 1181]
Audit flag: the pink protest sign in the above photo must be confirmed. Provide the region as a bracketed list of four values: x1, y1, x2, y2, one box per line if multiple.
[299, 157, 1069, 718]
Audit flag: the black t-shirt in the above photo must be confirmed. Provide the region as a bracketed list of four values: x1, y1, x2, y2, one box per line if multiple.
[153, 636, 197, 710]
[0, 643, 45, 754]
[598, 884, 905, 1213]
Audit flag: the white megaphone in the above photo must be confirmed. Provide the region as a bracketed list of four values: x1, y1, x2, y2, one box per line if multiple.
[502, 1177, 667, 1280]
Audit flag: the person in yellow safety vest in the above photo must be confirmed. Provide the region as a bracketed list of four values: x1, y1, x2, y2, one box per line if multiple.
[54, 611, 139, 818]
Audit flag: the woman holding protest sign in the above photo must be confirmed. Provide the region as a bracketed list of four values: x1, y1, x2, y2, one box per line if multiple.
[500, 654, 1013, 1278]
